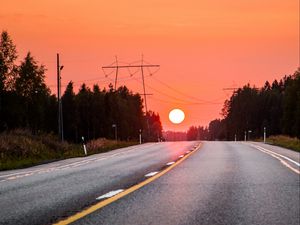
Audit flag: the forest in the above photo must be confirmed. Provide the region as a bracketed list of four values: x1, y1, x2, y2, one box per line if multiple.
[187, 69, 300, 141]
[0, 31, 162, 143]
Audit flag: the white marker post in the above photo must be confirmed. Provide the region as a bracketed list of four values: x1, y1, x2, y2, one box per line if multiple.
[234, 134, 237, 142]
[248, 130, 252, 141]
[82, 136, 87, 156]
[263, 127, 266, 143]
[244, 131, 247, 141]
[112, 124, 117, 141]
[139, 129, 142, 144]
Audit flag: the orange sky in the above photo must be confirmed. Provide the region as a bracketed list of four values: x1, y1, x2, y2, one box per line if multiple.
[1, 0, 299, 131]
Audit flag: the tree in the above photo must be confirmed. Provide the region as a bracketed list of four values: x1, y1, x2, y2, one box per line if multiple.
[62, 81, 77, 141]
[187, 126, 198, 140]
[208, 119, 226, 140]
[0, 31, 18, 91]
[0, 31, 18, 131]
[145, 111, 163, 141]
[15, 52, 49, 133]
[282, 69, 300, 137]
[90, 84, 105, 139]
[75, 83, 93, 140]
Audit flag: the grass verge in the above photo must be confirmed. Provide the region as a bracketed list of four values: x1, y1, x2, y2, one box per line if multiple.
[267, 135, 300, 152]
[0, 129, 138, 171]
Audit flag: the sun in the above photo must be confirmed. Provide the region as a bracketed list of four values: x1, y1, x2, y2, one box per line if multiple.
[169, 109, 185, 124]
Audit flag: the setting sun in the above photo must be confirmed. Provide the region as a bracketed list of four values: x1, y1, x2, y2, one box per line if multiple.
[169, 109, 185, 124]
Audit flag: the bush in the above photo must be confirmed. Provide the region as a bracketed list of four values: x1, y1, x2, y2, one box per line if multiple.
[0, 130, 137, 170]
[267, 135, 300, 152]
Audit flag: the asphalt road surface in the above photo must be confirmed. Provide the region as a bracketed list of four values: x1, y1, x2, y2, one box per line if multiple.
[0, 141, 299, 225]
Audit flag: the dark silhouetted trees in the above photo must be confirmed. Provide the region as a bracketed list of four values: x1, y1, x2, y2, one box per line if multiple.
[187, 126, 209, 141]
[144, 111, 163, 141]
[205, 69, 300, 140]
[282, 70, 300, 137]
[15, 52, 50, 133]
[187, 69, 300, 140]
[0, 31, 163, 142]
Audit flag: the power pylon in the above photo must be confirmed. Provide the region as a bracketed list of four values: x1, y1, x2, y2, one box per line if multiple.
[102, 56, 159, 114]
[102, 56, 160, 137]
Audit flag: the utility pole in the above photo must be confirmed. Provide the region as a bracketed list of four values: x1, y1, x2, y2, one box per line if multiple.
[57, 53, 64, 141]
[57, 54, 61, 140]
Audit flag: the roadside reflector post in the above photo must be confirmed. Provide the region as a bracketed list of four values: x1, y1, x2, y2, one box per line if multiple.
[263, 127, 266, 143]
[112, 124, 117, 142]
[82, 136, 87, 156]
[139, 129, 142, 144]
[248, 130, 252, 141]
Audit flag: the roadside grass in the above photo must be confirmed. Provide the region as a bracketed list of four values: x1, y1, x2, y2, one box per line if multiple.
[266, 135, 300, 152]
[0, 129, 138, 171]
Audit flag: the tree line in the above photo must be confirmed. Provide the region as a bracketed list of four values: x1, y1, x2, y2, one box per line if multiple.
[0, 31, 162, 142]
[186, 69, 300, 141]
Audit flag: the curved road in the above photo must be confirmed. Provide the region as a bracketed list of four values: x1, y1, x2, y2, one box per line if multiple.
[0, 142, 197, 225]
[0, 141, 299, 225]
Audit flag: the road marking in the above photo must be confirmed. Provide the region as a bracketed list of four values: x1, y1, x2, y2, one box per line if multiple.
[0, 169, 44, 178]
[252, 145, 300, 167]
[145, 172, 159, 177]
[0, 144, 154, 182]
[250, 144, 300, 174]
[166, 162, 175, 166]
[96, 190, 124, 200]
[53, 143, 202, 225]
[95, 157, 107, 162]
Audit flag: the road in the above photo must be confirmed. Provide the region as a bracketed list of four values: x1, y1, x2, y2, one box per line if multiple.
[0, 141, 299, 225]
[0, 141, 197, 225]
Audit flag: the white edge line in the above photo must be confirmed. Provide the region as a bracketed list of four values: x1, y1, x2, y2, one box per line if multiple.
[96, 189, 124, 200]
[252, 144, 300, 167]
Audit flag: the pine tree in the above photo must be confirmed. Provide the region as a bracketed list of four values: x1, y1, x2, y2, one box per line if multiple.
[15, 52, 49, 133]
[0, 31, 18, 130]
[62, 81, 77, 141]
[0, 31, 18, 91]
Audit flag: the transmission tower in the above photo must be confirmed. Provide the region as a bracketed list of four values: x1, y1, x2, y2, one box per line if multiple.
[102, 56, 159, 113]
[102, 56, 160, 136]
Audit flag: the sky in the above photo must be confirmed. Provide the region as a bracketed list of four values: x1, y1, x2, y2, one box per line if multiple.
[1, 0, 299, 131]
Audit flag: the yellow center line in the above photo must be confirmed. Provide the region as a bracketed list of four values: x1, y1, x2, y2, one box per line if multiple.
[53, 143, 202, 225]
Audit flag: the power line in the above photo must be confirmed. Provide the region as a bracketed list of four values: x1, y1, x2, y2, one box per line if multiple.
[150, 76, 224, 104]
[133, 77, 224, 105]
[148, 96, 223, 106]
